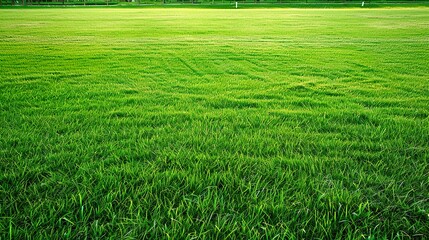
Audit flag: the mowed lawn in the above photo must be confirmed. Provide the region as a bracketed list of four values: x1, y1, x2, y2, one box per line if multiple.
[1, 8, 428, 239]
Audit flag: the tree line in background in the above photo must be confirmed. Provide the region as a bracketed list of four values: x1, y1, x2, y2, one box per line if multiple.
[0, 0, 424, 6]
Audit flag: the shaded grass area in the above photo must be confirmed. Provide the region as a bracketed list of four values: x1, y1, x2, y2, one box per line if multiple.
[1, 8, 429, 239]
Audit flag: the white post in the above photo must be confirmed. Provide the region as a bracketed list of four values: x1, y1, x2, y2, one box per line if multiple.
[361, 1, 364, 7]
[235, 1, 238, 8]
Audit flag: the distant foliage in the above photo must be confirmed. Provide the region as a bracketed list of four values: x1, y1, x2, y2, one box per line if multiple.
[1, 0, 429, 6]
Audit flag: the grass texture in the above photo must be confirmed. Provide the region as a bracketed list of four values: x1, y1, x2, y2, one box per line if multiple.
[0, 8, 428, 239]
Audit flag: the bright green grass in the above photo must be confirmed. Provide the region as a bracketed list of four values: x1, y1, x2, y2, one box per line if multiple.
[1, 8, 428, 239]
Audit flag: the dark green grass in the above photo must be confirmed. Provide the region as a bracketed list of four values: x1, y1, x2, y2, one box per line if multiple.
[1, 8, 428, 239]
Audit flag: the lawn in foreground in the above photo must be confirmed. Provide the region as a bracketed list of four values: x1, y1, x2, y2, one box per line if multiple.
[0, 8, 428, 239]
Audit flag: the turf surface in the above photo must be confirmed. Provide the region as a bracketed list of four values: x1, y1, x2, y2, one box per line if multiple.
[1, 8, 428, 239]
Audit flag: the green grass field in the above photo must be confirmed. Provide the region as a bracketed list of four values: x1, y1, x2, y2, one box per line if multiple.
[1, 8, 428, 239]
